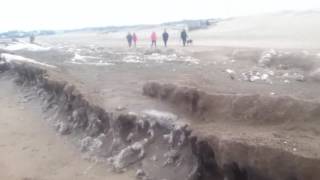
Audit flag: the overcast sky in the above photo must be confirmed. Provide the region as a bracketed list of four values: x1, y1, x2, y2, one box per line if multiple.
[0, 0, 319, 32]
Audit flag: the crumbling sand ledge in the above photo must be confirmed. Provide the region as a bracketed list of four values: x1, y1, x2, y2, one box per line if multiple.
[1, 58, 320, 180]
[143, 82, 320, 125]
[143, 82, 320, 180]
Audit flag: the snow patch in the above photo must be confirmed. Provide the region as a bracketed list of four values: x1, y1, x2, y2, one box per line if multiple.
[241, 70, 273, 83]
[145, 53, 199, 64]
[0, 53, 56, 68]
[69, 53, 113, 66]
[2, 42, 51, 51]
[69, 61, 113, 66]
[71, 53, 99, 62]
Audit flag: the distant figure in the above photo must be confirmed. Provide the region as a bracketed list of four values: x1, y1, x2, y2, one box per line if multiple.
[30, 34, 35, 44]
[132, 33, 138, 47]
[162, 29, 169, 47]
[126, 33, 133, 47]
[180, 29, 188, 46]
[151, 32, 157, 48]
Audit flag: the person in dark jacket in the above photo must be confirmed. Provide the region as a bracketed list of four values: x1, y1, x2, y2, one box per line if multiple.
[162, 29, 169, 47]
[126, 32, 133, 47]
[180, 29, 188, 46]
[30, 34, 35, 44]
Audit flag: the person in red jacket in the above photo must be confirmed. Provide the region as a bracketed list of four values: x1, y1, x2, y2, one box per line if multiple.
[132, 33, 138, 47]
[151, 32, 157, 48]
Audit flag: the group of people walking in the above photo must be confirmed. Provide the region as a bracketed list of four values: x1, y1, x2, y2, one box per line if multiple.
[126, 29, 189, 48]
[126, 32, 138, 47]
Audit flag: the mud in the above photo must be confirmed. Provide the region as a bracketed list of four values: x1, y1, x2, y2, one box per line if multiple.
[1, 56, 320, 180]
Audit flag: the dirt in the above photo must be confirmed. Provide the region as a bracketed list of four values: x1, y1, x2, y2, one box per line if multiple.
[0, 76, 134, 180]
[143, 81, 320, 158]
[1, 34, 320, 180]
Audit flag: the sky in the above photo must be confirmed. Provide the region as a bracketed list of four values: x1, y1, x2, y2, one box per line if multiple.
[0, 0, 319, 32]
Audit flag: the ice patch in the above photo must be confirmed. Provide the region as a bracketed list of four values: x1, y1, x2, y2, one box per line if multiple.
[70, 61, 113, 66]
[261, 73, 269, 80]
[72, 53, 86, 62]
[147, 53, 170, 62]
[225, 69, 235, 74]
[2, 42, 51, 51]
[184, 56, 200, 64]
[71, 53, 99, 62]
[281, 72, 305, 82]
[0, 53, 56, 68]
[122, 55, 143, 63]
[145, 53, 199, 64]
[241, 70, 273, 83]
[69, 53, 112, 66]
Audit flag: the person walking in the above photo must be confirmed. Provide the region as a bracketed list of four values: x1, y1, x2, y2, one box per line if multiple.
[126, 32, 133, 48]
[132, 33, 138, 47]
[30, 34, 35, 44]
[180, 29, 188, 47]
[162, 29, 169, 47]
[151, 31, 157, 48]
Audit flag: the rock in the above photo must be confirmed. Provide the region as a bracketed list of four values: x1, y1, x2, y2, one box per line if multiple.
[142, 110, 178, 129]
[80, 136, 103, 152]
[55, 122, 71, 135]
[293, 73, 305, 82]
[249, 75, 260, 82]
[126, 132, 135, 142]
[151, 155, 158, 161]
[108, 139, 148, 170]
[309, 68, 320, 81]
[258, 49, 277, 67]
[225, 69, 235, 80]
[261, 74, 269, 80]
[163, 150, 180, 166]
[116, 106, 126, 111]
[136, 169, 146, 179]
